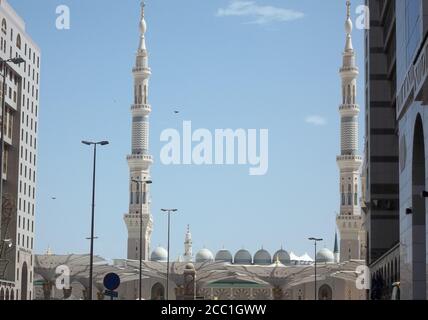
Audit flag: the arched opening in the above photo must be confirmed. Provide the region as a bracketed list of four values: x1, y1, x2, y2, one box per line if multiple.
[10, 290, 14, 300]
[151, 282, 165, 300]
[5, 288, 9, 300]
[318, 284, 333, 300]
[16, 34, 21, 49]
[0, 288, 4, 300]
[1, 19, 6, 34]
[411, 115, 427, 299]
[21, 262, 28, 300]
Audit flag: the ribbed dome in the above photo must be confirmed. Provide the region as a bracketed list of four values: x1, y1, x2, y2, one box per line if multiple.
[234, 249, 252, 265]
[195, 249, 214, 263]
[215, 249, 233, 263]
[151, 247, 168, 262]
[316, 248, 335, 263]
[273, 249, 291, 265]
[253, 249, 272, 265]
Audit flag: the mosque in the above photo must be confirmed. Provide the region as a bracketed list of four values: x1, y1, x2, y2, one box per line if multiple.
[32, 1, 367, 300]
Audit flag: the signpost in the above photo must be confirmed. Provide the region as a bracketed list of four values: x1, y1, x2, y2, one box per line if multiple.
[103, 273, 120, 300]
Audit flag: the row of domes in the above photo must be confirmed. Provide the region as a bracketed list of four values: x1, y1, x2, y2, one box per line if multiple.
[151, 247, 337, 265]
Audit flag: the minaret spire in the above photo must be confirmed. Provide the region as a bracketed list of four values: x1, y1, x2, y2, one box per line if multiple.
[124, 2, 154, 261]
[336, 0, 362, 263]
[344, 1, 354, 52]
[346, 0, 351, 19]
[334, 231, 339, 263]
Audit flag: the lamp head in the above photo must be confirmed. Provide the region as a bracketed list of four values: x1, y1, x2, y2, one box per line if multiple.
[10, 57, 25, 65]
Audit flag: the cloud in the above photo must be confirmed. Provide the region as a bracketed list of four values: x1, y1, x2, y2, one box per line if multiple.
[217, 0, 304, 24]
[305, 115, 327, 126]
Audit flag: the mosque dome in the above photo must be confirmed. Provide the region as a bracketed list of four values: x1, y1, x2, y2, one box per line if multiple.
[195, 249, 214, 263]
[273, 249, 291, 265]
[234, 249, 252, 265]
[316, 248, 335, 263]
[215, 249, 233, 263]
[253, 249, 272, 265]
[151, 247, 168, 262]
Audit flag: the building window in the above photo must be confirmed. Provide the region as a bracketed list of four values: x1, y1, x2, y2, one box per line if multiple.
[1, 19, 6, 34]
[347, 184, 352, 205]
[354, 184, 358, 205]
[341, 185, 345, 206]
[16, 34, 21, 49]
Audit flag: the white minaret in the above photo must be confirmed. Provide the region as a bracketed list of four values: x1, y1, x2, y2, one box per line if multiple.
[336, 1, 363, 262]
[124, 2, 154, 261]
[183, 225, 193, 262]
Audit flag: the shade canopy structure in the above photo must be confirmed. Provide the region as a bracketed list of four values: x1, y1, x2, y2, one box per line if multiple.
[34, 254, 107, 283]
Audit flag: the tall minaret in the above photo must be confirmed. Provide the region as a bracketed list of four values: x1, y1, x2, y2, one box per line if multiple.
[183, 225, 193, 262]
[336, 1, 363, 262]
[124, 1, 154, 261]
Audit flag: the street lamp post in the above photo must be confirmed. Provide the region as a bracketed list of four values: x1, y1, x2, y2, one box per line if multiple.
[308, 237, 323, 300]
[132, 178, 152, 301]
[161, 208, 178, 300]
[0, 57, 25, 229]
[82, 140, 109, 300]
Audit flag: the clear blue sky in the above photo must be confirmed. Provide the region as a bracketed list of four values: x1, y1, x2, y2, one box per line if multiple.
[9, 0, 365, 260]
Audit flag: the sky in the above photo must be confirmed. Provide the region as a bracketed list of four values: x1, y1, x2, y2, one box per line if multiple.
[8, 0, 366, 261]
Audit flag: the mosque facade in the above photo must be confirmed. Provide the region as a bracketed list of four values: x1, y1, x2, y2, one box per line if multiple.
[31, 1, 368, 301]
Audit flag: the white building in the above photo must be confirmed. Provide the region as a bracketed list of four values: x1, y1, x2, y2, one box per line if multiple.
[0, 0, 41, 300]
[336, 1, 365, 263]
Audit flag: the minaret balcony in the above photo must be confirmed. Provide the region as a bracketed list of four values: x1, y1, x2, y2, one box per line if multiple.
[339, 104, 360, 116]
[336, 214, 363, 231]
[133, 66, 151, 78]
[337, 155, 363, 169]
[131, 104, 152, 116]
[127, 154, 154, 169]
[340, 66, 359, 77]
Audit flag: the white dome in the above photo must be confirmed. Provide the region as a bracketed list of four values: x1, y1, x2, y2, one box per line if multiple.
[316, 248, 335, 263]
[151, 247, 168, 262]
[195, 249, 214, 263]
[215, 249, 233, 263]
[234, 249, 252, 265]
[273, 249, 291, 265]
[253, 249, 272, 265]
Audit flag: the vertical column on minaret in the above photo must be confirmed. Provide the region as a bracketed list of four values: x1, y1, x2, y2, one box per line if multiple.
[336, 1, 363, 263]
[124, 2, 154, 261]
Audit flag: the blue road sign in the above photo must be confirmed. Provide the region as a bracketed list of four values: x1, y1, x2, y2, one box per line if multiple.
[103, 273, 121, 291]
